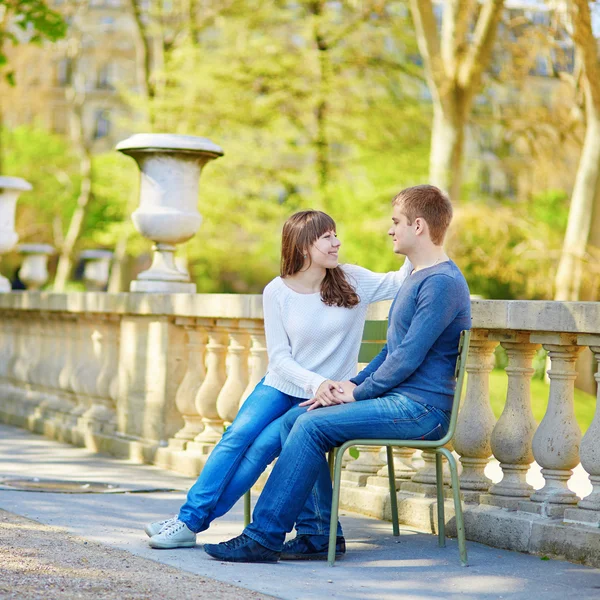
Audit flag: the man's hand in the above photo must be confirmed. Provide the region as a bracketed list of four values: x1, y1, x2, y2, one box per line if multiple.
[300, 380, 357, 412]
[332, 380, 356, 404]
[300, 380, 345, 411]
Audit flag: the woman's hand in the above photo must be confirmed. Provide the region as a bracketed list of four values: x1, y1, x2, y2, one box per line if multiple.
[299, 380, 344, 411]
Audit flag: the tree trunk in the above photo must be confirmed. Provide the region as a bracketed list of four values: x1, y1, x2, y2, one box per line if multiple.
[53, 149, 93, 291]
[429, 100, 465, 202]
[555, 82, 600, 301]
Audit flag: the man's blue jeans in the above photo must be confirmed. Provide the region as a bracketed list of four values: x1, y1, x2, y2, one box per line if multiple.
[178, 380, 303, 533]
[244, 393, 450, 551]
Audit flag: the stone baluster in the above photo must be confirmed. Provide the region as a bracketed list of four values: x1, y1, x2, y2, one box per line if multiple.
[24, 313, 52, 407]
[402, 448, 451, 495]
[0, 312, 15, 382]
[169, 318, 207, 448]
[239, 324, 268, 407]
[482, 335, 540, 509]
[369, 448, 417, 490]
[564, 339, 600, 526]
[520, 334, 582, 517]
[56, 316, 79, 414]
[188, 325, 228, 450]
[31, 313, 74, 429]
[68, 315, 95, 422]
[216, 325, 250, 426]
[46, 314, 71, 399]
[106, 315, 120, 407]
[80, 315, 117, 434]
[95, 316, 119, 416]
[11, 315, 35, 388]
[343, 444, 386, 487]
[453, 330, 498, 499]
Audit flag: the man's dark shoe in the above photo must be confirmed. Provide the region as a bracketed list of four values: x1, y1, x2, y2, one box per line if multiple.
[281, 534, 346, 560]
[203, 534, 280, 563]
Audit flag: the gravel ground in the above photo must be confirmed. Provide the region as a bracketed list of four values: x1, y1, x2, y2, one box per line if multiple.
[0, 510, 276, 600]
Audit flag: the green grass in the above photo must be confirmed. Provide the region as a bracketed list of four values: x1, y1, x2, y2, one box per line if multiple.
[487, 370, 596, 433]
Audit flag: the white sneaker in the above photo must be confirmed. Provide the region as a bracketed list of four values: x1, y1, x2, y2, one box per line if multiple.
[149, 519, 196, 549]
[144, 515, 178, 538]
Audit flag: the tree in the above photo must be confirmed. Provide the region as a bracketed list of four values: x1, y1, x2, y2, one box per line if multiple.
[409, 0, 505, 201]
[0, 0, 66, 81]
[554, 0, 600, 301]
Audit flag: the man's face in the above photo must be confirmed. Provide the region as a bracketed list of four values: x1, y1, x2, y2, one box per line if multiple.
[388, 204, 414, 255]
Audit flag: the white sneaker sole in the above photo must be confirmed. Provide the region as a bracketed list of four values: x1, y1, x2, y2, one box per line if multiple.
[149, 539, 196, 549]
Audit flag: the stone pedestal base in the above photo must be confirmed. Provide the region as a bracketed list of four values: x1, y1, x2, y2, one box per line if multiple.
[563, 507, 600, 527]
[518, 499, 570, 519]
[480, 493, 524, 510]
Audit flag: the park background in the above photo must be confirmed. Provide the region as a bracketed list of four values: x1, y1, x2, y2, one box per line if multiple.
[1, 0, 600, 419]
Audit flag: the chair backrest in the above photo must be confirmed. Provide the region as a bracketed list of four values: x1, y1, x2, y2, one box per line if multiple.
[438, 329, 471, 446]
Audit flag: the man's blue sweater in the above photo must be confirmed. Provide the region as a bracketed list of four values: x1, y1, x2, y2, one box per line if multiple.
[350, 260, 471, 411]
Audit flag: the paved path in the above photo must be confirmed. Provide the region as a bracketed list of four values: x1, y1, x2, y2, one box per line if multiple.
[1, 423, 600, 600]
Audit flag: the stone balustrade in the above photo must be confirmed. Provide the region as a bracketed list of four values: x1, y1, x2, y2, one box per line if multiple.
[0, 293, 599, 566]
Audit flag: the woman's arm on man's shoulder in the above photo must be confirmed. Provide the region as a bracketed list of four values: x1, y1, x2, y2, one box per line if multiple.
[341, 259, 412, 304]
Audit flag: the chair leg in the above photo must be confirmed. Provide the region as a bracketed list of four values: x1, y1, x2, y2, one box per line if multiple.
[439, 447, 468, 567]
[435, 452, 445, 548]
[328, 448, 345, 567]
[244, 490, 251, 528]
[386, 446, 400, 536]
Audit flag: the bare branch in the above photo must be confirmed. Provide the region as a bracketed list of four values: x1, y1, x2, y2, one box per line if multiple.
[457, 0, 505, 90]
[409, 0, 444, 91]
[570, 0, 600, 111]
[441, 0, 475, 77]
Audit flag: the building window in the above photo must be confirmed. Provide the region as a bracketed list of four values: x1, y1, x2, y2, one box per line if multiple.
[94, 110, 111, 139]
[57, 58, 72, 86]
[97, 63, 115, 90]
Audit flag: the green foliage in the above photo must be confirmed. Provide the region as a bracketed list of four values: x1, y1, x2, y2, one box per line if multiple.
[0, 0, 66, 83]
[447, 201, 561, 299]
[4, 126, 137, 279]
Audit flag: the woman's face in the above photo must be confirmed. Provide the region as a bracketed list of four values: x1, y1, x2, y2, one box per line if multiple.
[306, 230, 341, 269]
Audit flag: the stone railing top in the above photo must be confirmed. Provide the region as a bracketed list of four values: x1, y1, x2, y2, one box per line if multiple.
[80, 249, 114, 260]
[17, 243, 55, 255]
[116, 133, 224, 158]
[0, 294, 600, 335]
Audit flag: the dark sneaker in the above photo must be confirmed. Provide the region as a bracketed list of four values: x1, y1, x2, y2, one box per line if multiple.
[203, 534, 280, 563]
[281, 534, 346, 560]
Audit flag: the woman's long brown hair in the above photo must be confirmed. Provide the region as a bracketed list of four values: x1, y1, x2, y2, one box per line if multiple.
[280, 210, 360, 309]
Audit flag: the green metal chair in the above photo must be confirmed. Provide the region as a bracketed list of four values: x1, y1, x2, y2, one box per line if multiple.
[327, 329, 471, 567]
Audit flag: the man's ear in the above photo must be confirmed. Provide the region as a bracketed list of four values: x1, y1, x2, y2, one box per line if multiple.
[414, 217, 427, 237]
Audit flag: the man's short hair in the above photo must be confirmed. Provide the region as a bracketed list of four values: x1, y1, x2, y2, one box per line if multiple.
[392, 185, 453, 245]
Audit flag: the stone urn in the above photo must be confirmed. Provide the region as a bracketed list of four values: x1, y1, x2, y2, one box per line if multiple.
[0, 176, 32, 292]
[80, 249, 113, 291]
[115, 133, 224, 293]
[18, 243, 54, 290]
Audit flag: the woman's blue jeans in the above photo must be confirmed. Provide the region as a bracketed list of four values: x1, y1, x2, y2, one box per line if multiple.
[178, 379, 303, 533]
[244, 393, 451, 551]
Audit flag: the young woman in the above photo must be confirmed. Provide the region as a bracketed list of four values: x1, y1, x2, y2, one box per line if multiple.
[145, 210, 411, 549]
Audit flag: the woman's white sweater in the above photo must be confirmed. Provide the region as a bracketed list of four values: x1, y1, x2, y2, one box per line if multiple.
[262, 262, 411, 399]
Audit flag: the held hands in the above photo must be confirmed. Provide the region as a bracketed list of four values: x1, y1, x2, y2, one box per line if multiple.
[299, 380, 357, 411]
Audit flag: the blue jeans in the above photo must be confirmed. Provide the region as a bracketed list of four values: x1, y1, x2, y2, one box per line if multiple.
[178, 379, 303, 533]
[244, 393, 451, 551]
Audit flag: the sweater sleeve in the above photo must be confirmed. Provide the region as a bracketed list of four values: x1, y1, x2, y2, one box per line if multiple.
[343, 260, 412, 304]
[350, 344, 388, 387]
[353, 275, 460, 401]
[263, 285, 327, 396]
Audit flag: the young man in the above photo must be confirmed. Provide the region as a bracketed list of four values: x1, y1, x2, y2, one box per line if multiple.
[204, 184, 471, 563]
